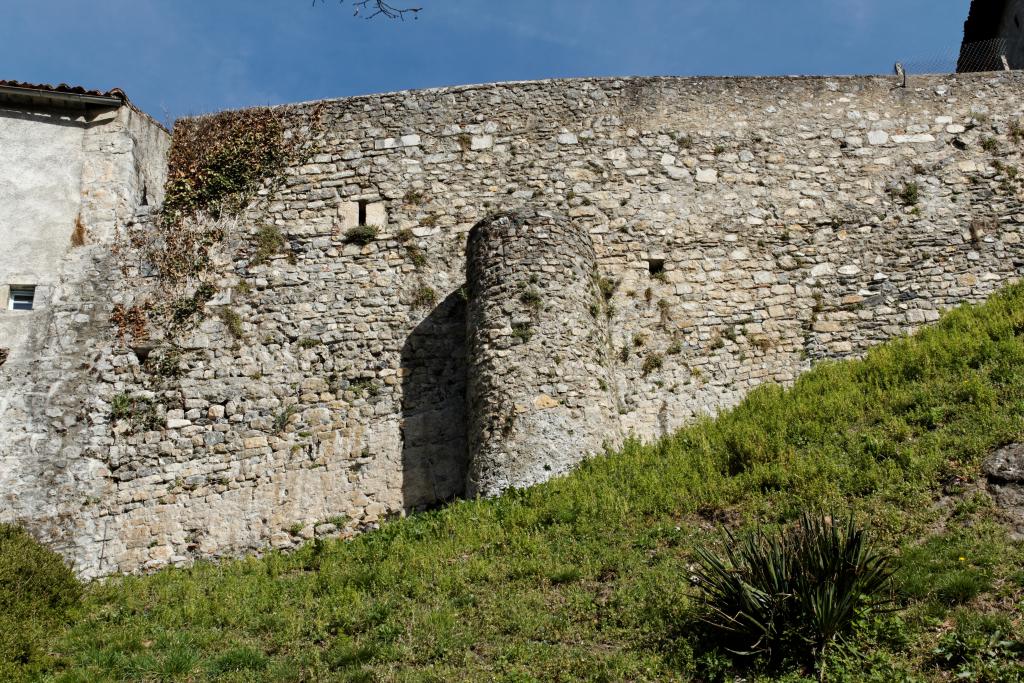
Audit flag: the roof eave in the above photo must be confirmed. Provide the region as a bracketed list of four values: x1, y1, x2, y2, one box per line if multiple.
[0, 84, 123, 110]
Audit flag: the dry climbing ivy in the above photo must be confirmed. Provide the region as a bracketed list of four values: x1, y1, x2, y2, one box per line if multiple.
[114, 216, 224, 284]
[162, 108, 292, 223]
[115, 106, 313, 291]
[110, 304, 149, 344]
[109, 103, 327, 374]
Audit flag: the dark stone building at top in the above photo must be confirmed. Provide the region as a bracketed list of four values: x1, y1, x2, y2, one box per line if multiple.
[959, 0, 1024, 71]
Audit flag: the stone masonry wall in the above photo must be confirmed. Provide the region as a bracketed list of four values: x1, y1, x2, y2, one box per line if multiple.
[7, 72, 1024, 577]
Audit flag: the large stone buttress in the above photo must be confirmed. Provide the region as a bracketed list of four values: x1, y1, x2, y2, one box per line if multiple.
[465, 211, 622, 497]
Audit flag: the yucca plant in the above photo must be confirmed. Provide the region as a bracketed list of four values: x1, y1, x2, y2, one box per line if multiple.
[693, 513, 895, 671]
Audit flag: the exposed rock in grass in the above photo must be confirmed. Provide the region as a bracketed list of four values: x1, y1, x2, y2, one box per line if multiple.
[983, 442, 1024, 539]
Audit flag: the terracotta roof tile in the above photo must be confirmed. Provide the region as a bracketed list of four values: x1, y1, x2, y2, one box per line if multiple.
[0, 80, 126, 101]
[0, 78, 169, 133]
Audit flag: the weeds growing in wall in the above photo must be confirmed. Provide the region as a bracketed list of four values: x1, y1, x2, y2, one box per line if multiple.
[397, 229, 427, 268]
[251, 225, 288, 266]
[345, 225, 380, 246]
[110, 393, 162, 432]
[146, 348, 183, 378]
[896, 181, 921, 206]
[641, 352, 664, 376]
[219, 308, 244, 339]
[411, 284, 438, 309]
[104, 105, 334, 432]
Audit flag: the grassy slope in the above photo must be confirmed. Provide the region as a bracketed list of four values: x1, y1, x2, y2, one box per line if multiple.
[15, 284, 1024, 682]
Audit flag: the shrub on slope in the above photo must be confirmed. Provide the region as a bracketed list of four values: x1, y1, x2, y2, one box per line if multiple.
[0, 524, 81, 678]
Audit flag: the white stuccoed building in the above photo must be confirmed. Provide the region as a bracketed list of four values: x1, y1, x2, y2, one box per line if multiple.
[0, 80, 169, 368]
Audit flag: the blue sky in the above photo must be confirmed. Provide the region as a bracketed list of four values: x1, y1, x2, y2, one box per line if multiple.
[3, 0, 972, 125]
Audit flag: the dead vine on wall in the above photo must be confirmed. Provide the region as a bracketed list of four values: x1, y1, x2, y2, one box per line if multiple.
[162, 108, 292, 224]
[109, 105, 325, 350]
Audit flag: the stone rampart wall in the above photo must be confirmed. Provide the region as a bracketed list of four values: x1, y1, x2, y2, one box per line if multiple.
[8, 72, 1024, 577]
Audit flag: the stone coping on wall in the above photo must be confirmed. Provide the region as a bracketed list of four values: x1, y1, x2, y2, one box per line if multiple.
[218, 71, 1022, 117]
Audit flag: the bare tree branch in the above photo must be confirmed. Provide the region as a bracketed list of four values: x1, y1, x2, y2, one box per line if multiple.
[312, 0, 422, 20]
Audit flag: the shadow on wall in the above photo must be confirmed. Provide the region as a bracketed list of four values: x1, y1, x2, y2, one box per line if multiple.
[0, 108, 93, 129]
[400, 288, 469, 509]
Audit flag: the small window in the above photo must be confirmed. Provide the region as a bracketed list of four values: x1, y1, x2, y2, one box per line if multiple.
[648, 259, 666, 276]
[8, 286, 35, 311]
[358, 200, 368, 226]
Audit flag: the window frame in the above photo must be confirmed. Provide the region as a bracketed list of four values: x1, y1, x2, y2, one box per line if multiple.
[8, 286, 36, 311]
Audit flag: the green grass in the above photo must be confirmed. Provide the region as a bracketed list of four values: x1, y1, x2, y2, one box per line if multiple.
[10, 284, 1024, 681]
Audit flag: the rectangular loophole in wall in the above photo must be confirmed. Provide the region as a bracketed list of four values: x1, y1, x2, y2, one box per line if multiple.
[647, 259, 666, 276]
[8, 286, 35, 311]
[0, 348, 7, 368]
[339, 200, 386, 230]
